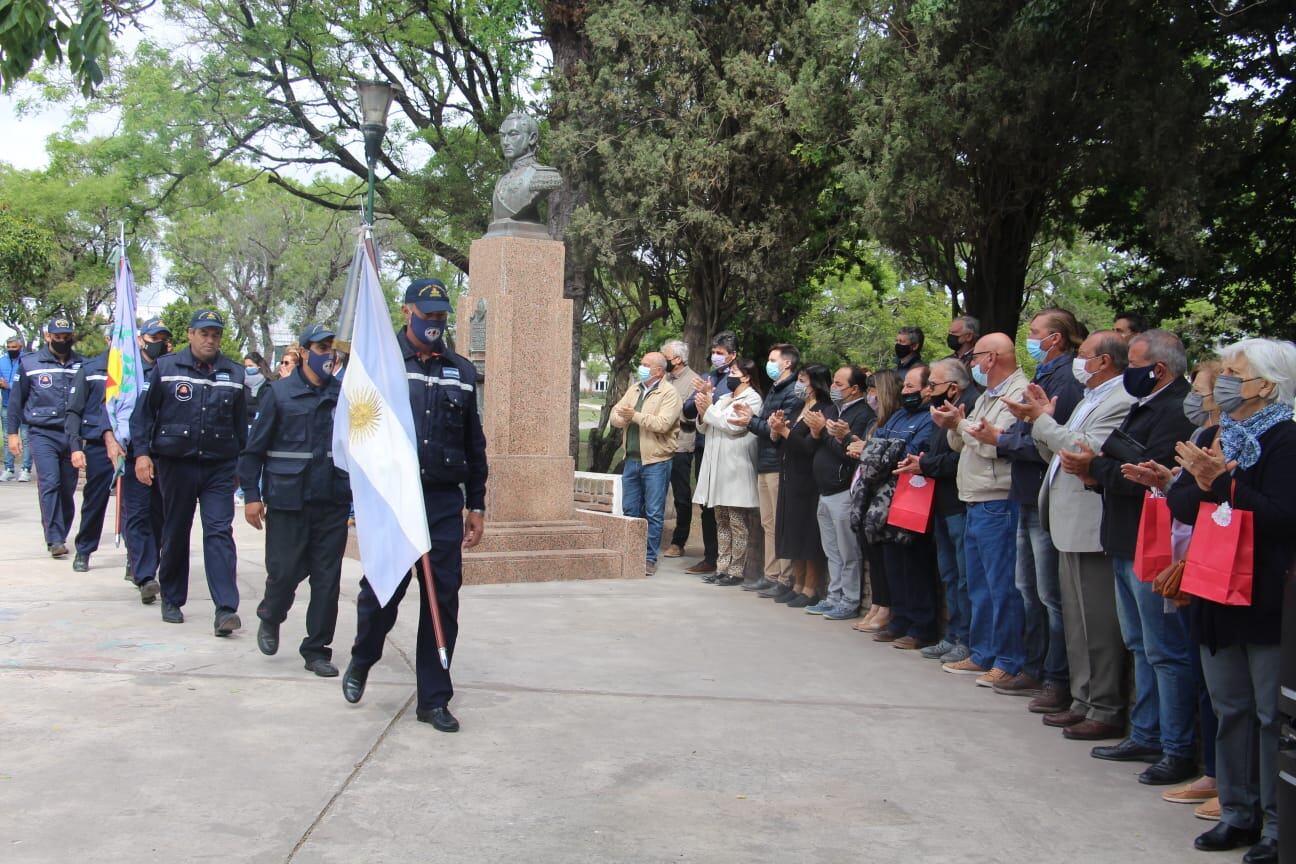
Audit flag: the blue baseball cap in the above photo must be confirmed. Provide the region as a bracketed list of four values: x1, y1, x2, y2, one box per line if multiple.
[46, 317, 74, 335]
[189, 309, 225, 330]
[140, 317, 172, 337]
[298, 323, 336, 347]
[403, 278, 451, 314]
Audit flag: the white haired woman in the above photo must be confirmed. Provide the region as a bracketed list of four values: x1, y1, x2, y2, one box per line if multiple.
[1167, 338, 1296, 863]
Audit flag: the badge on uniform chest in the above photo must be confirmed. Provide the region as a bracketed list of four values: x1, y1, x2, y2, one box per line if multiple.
[36, 373, 53, 389]
[174, 382, 193, 401]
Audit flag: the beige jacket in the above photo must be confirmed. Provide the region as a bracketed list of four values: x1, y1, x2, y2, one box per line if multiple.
[666, 366, 701, 453]
[610, 376, 682, 465]
[949, 367, 1029, 502]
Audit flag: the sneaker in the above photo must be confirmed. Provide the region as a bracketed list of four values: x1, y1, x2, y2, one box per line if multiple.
[1193, 798, 1220, 821]
[940, 643, 972, 664]
[0, 468, 13, 481]
[823, 604, 860, 620]
[921, 639, 955, 660]
[975, 667, 1013, 688]
[805, 599, 836, 615]
[18, 469, 31, 482]
[645, 560, 657, 576]
[942, 657, 987, 675]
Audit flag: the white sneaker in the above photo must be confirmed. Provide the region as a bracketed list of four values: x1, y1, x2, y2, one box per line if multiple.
[17, 469, 31, 482]
[0, 468, 13, 482]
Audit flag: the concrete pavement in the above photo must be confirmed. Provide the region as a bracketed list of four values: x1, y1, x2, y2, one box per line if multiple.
[0, 479, 1229, 863]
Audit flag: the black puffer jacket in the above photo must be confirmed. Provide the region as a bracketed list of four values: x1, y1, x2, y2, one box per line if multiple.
[748, 375, 803, 474]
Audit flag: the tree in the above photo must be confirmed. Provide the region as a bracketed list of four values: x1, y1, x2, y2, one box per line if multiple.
[0, 0, 139, 95]
[0, 207, 57, 337]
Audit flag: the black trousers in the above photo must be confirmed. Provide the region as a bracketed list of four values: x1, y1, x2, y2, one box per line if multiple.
[73, 440, 114, 556]
[881, 538, 939, 641]
[860, 529, 890, 607]
[668, 451, 694, 548]
[695, 447, 718, 564]
[258, 502, 349, 661]
[155, 456, 238, 612]
[350, 486, 463, 710]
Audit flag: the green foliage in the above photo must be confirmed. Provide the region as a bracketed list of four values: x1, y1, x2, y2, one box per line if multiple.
[1159, 299, 1246, 366]
[0, 0, 113, 96]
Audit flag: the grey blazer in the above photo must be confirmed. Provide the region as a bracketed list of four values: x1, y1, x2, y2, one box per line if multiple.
[1034, 382, 1137, 553]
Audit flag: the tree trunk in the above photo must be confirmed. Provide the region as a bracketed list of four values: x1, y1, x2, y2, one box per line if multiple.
[964, 201, 1043, 336]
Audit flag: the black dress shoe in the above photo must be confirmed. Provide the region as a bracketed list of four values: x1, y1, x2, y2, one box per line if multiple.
[757, 582, 783, 597]
[1242, 838, 1278, 864]
[305, 658, 339, 678]
[214, 609, 242, 637]
[1138, 755, 1198, 785]
[1091, 738, 1163, 763]
[72, 553, 89, 572]
[744, 578, 773, 593]
[161, 601, 184, 624]
[257, 620, 280, 655]
[701, 574, 719, 584]
[767, 585, 795, 602]
[1194, 822, 1261, 852]
[49, 542, 69, 559]
[342, 660, 368, 703]
[776, 589, 801, 604]
[416, 705, 460, 733]
[716, 576, 743, 586]
[138, 579, 160, 605]
[785, 593, 813, 608]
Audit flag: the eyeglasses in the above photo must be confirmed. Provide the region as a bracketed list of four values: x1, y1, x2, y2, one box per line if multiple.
[279, 360, 293, 367]
[968, 351, 996, 362]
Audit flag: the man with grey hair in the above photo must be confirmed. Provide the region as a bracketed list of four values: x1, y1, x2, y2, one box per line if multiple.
[1, 334, 33, 481]
[661, 339, 701, 558]
[1056, 329, 1199, 784]
[946, 315, 980, 367]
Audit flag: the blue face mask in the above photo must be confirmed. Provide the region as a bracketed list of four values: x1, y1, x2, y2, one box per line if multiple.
[1025, 338, 1045, 362]
[765, 360, 782, 381]
[636, 365, 651, 382]
[306, 350, 334, 381]
[243, 366, 260, 379]
[972, 365, 989, 388]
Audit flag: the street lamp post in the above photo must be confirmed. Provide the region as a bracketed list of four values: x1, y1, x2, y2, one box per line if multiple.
[357, 79, 398, 226]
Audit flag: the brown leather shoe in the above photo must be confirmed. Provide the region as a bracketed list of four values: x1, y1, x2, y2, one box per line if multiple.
[992, 672, 1042, 697]
[684, 560, 716, 574]
[892, 635, 928, 650]
[872, 630, 900, 643]
[662, 544, 683, 558]
[1042, 710, 1086, 728]
[1062, 719, 1124, 741]
[1028, 682, 1072, 714]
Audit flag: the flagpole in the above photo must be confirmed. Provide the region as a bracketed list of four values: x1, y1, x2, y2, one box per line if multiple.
[416, 554, 450, 670]
[113, 468, 124, 547]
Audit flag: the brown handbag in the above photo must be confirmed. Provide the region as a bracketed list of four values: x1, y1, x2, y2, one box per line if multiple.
[1152, 559, 1191, 608]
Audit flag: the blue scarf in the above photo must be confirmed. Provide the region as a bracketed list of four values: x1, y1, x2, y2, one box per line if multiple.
[1219, 401, 1294, 470]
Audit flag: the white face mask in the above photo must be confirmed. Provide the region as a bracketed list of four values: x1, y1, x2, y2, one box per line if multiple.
[1072, 356, 1094, 387]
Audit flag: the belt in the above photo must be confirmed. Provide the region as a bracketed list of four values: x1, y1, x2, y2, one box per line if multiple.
[265, 450, 333, 459]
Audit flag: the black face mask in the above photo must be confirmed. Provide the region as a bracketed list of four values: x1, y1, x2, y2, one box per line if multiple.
[142, 340, 167, 361]
[726, 375, 742, 392]
[49, 339, 72, 356]
[6, 349, 18, 360]
[1123, 364, 1160, 399]
[894, 343, 911, 360]
[900, 392, 924, 411]
[945, 333, 962, 352]
[928, 388, 951, 409]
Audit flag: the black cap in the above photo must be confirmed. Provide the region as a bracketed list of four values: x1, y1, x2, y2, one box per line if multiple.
[189, 309, 225, 330]
[298, 323, 336, 347]
[140, 316, 172, 337]
[46, 317, 74, 335]
[403, 278, 451, 314]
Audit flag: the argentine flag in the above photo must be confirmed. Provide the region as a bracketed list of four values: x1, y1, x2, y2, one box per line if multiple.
[332, 236, 431, 605]
[105, 250, 143, 446]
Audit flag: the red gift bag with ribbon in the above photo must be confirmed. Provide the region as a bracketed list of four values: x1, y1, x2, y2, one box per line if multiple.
[1181, 484, 1254, 606]
[1133, 490, 1173, 582]
[886, 473, 936, 534]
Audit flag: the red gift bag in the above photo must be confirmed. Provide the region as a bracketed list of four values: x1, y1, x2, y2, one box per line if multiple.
[1133, 491, 1173, 582]
[887, 474, 936, 534]
[1181, 491, 1254, 606]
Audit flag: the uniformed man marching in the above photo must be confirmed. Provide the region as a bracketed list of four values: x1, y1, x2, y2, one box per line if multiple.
[6, 318, 85, 558]
[342, 278, 487, 733]
[121, 317, 172, 603]
[240, 323, 351, 678]
[64, 348, 123, 572]
[130, 309, 247, 636]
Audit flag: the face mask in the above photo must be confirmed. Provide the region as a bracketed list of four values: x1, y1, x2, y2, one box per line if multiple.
[6, 349, 18, 360]
[793, 381, 809, 401]
[49, 339, 72, 356]
[710, 352, 728, 370]
[830, 386, 845, 405]
[243, 365, 261, 379]
[1071, 356, 1093, 386]
[726, 375, 742, 392]
[636, 365, 651, 382]
[1122, 364, 1159, 399]
[929, 388, 950, 409]
[900, 392, 923, 411]
[306, 351, 334, 381]
[894, 343, 911, 360]
[945, 333, 962, 352]
[866, 393, 879, 412]
[143, 340, 167, 361]
[410, 315, 446, 354]
[1183, 391, 1210, 426]
[1212, 375, 1249, 416]
[1025, 337, 1046, 362]
[765, 360, 782, 380]
[971, 365, 989, 388]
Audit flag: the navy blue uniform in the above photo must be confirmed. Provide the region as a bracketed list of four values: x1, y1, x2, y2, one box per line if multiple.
[130, 348, 247, 613]
[240, 368, 351, 661]
[122, 362, 165, 587]
[64, 352, 116, 558]
[350, 331, 487, 711]
[6, 346, 85, 545]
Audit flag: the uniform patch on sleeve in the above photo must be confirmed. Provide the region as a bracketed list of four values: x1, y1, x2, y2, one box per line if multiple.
[443, 367, 460, 379]
[215, 371, 231, 381]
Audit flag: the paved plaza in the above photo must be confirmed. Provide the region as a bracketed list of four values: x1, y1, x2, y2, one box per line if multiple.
[0, 480, 1223, 863]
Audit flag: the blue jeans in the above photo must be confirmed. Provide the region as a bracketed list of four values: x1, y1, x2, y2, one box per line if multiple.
[2, 406, 32, 471]
[1015, 505, 1067, 685]
[934, 511, 969, 645]
[964, 499, 1023, 675]
[622, 459, 672, 564]
[1112, 557, 1197, 758]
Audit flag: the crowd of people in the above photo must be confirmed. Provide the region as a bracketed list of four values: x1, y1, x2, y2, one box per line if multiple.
[611, 314, 1292, 863]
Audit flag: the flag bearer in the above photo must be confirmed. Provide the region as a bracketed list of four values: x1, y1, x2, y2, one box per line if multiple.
[121, 318, 171, 603]
[131, 309, 247, 636]
[65, 349, 122, 572]
[6, 318, 85, 557]
[240, 323, 351, 677]
[342, 278, 488, 733]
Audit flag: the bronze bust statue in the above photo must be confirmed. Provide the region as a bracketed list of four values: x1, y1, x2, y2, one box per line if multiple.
[486, 111, 563, 239]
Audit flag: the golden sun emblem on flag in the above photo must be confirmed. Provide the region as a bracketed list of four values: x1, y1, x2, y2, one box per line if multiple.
[348, 387, 383, 443]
